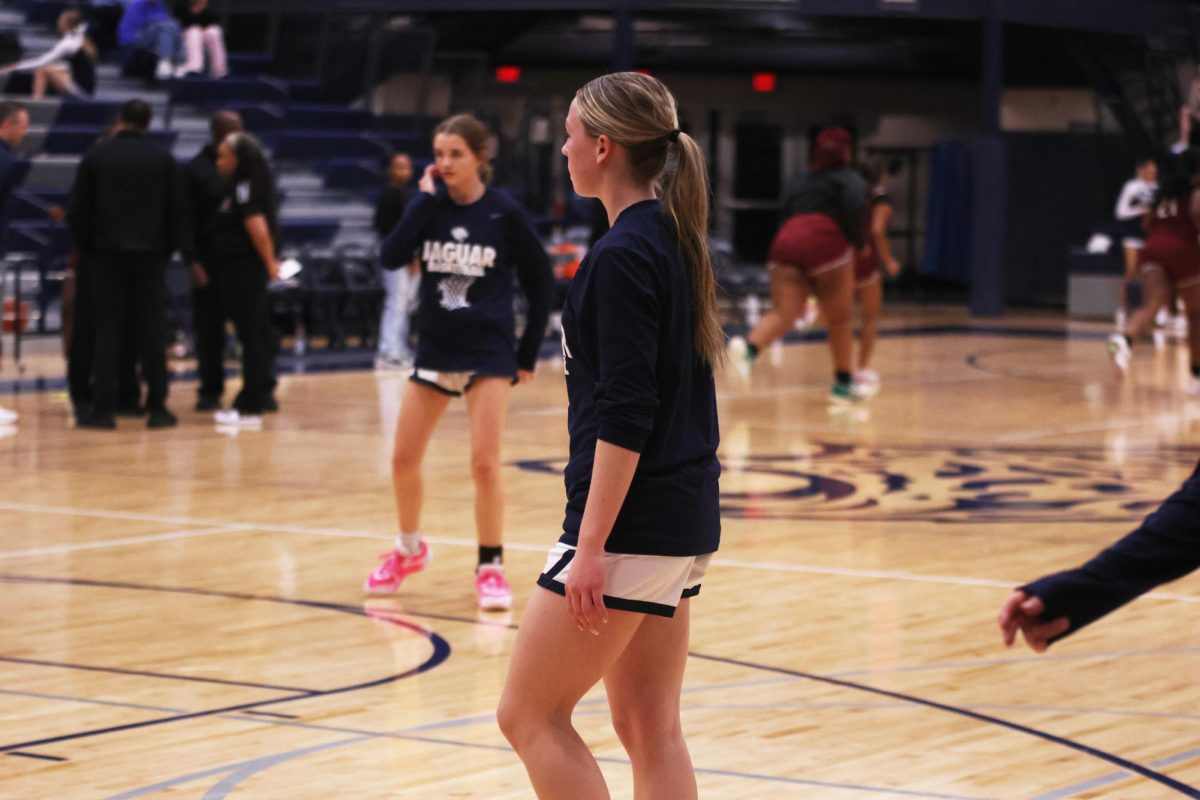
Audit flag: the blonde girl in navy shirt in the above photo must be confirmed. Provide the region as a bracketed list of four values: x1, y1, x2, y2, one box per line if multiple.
[364, 114, 553, 610]
[498, 73, 722, 800]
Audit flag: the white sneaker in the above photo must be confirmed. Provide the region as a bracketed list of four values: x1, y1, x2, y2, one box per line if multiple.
[726, 336, 752, 381]
[1173, 314, 1189, 334]
[0, 405, 16, 425]
[1107, 333, 1131, 374]
[155, 59, 174, 79]
[852, 369, 880, 398]
[373, 356, 410, 372]
[1155, 307, 1170, 327]
[214, 409, 262, 427]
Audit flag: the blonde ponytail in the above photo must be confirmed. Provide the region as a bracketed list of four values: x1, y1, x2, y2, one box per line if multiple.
[574, 72, 724, 367]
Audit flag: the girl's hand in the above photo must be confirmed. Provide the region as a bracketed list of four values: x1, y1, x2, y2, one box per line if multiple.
[418, 164, 440, 195]
[883, 257, 901, 278]
[564, 545, 607, 634]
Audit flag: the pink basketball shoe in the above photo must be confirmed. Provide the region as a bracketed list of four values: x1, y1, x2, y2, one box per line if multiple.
[475, 563, 512, 611]
[363, 541, 431, 595]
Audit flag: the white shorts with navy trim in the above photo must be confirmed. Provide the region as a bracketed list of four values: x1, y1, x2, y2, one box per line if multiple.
[410, 368, 515, 397]
[536, 541, 712, 618]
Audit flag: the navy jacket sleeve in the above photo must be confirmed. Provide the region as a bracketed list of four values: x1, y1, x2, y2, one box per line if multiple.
[379, 191, 438, 269]
[580, 246, 660, 453]
[1023, 461, 1200, 641]
[507, 206, 554, 371]
[69, 152, 95, 255]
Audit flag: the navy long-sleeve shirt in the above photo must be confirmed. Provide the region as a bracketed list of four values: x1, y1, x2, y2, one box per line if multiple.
[380, 188, 553, 373]
[559, 199, 721, 557]
[1023, 459, 1200, 642]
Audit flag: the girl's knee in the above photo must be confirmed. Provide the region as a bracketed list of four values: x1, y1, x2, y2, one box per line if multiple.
[609, 703, 681, 751]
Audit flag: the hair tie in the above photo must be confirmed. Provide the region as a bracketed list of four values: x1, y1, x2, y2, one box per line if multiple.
[667, 128, 682, 143]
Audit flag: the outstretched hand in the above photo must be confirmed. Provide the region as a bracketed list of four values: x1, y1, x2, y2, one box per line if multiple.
[997, 590, 1070, 653]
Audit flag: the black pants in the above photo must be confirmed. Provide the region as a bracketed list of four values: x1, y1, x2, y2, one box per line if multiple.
[219, 258, 269, 414]
[90, 253, 169, 417]
[69, 258, 143, 412]
[191, 261, 226, 402]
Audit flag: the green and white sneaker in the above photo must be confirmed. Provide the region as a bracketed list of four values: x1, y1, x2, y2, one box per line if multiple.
[727, 336, 754, 381]
[829, 381, 861, 404]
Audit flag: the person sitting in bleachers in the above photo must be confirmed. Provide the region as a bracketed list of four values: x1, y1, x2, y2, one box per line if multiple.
[118, 0, 183, 80]
[0, 10, 97, 99]
[173, 0, 227, 78]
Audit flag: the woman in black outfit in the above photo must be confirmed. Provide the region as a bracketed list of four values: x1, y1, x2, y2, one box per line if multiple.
[212, 132, 279, 427]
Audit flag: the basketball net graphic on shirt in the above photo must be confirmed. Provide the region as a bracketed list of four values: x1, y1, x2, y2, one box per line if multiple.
[436, 227, 477, 311]
[437, 274, 476, 310]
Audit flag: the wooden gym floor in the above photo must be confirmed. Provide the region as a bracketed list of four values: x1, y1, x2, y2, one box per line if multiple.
[2, 307, 1200, 799]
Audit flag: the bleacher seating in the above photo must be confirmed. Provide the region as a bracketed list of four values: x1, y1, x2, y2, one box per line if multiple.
[169, 77, 287, 106]
[54, 100, 122, 126]
[278, 218, 341, 248]
[273, 131, 392, 163]
[285, 104, 374, 131]
[41, 126, 176, 155]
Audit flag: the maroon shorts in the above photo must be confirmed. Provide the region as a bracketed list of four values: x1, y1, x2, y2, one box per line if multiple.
[1139, 237, 1200, 288]
[768, 213, 853, 276]
[853, 249, 879, 288]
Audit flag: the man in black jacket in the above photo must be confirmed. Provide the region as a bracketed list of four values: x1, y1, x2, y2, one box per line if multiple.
[70, 99, 183, 429]
[999, 460, 1200, 651]
[182, 109, 242, 411]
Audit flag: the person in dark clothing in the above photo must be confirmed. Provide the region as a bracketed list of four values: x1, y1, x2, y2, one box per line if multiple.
[373, 151, 418, 369]
[730, 126, 867, 403]
[66, 123, 148, 421]
[365, 114, 554, 611]
[0, 100, 29, 426]
[182, 109, 243, 411]
[210, 131, 280, 427]
[498, 72, 722, 800]
[69, 98, 183, 430]
[1000, 459, 1200, 652]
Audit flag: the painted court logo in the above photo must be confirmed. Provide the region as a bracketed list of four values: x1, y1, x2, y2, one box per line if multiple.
[513, 443, 1195, 524]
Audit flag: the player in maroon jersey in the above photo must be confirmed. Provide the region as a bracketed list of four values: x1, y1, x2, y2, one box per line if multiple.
[1108, 150, 1200, 396]
[729, 127, 868, 403]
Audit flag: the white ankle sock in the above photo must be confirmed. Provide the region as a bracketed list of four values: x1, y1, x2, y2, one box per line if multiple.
[397, 531, 422, 554]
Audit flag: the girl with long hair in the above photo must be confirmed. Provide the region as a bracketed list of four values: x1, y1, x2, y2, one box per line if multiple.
[730, 126, 867, 402]
[498, 72, 722, 799]
[366, 113, 554, 610]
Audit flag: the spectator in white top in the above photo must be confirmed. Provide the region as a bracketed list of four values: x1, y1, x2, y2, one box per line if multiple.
[0, 10, 96, 99]
[1113, 158, 1158, 324]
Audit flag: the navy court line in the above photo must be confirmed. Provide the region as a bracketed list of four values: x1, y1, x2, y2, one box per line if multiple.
[0, 656, 318, 694]
[688, 651, 1200, 797]
[7, 751, 68, 762]
[0, 574, 451, 755]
